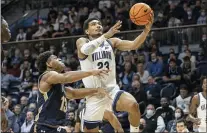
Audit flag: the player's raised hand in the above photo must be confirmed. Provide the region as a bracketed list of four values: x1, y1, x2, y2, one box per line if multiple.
[92, 68, 109, 77]
[145, 11, 154, 32]
[103, 20, 122, 39]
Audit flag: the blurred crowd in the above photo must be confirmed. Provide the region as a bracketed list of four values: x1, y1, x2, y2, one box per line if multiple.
[1, 0, 207, 133]
[14, 0, 206, 42]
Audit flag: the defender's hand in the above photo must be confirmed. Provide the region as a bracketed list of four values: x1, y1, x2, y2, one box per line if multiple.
[97, 88, 112, 100]
[91, 68, 109, 77]
[103, 20, 122, 39]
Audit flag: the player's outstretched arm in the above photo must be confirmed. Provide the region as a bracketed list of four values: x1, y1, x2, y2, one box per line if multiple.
[64, 86, 107, 99]
[111, 12, 154, 51]
[46, 69, 109, 84]
[76, 21, 122, 56]
[188, 95, 201, 124]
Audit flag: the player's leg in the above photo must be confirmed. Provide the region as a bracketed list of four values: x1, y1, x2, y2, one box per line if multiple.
[103, 110, 124, 133]
[83, 98, 107, 132]
[114, 91, 140, 132]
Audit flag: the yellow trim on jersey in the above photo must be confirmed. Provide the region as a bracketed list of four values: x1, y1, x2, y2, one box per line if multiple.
[39, 88, 49, 101]
[34, 105, 43, 132]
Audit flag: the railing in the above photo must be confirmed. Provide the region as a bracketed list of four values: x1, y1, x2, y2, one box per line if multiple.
[2, 24, 207, 54]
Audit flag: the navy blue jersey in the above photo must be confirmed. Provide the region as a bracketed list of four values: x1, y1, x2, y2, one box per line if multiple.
[35, 71, 68, 127]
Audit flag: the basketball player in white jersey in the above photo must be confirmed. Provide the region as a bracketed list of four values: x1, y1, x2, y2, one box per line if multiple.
[189, 77, 207, 132]
[76, 13, 153, 132]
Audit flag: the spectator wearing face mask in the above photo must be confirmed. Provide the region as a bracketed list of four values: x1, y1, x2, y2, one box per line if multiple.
[139, 118, 146, 133]
[167, 107, 185, 132]
[156, 97, 175, 125]
[173, 84, 192, 115]
[142, 104, 165, 133]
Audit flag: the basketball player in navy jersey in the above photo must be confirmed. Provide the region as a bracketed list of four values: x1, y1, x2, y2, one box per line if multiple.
[34, 51, 110, 133]
[188, 76, 207, 132]
[76, 14, 153, 132]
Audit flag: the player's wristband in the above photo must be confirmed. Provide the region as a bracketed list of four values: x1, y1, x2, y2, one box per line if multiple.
[80, 35, 107, 55]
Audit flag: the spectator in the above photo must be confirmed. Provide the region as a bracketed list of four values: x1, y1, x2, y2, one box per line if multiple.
[139, 118, 146, 133]
[156, 97, 175, 125]
[1, 65, 21, 92]
[52, 23, 69, 37]
[181, 56, 196, 85]
[47, 25, 56, 38]
[56, 11, 68, 24]
[167, 53, 182, 66]
[185, 50, 196, 65]
[20, 70, 34, 92]
[167, 107, 185, 132]
[32, 24, 47, 39]
[163, 59, 182, 85]
[4, 97, 20, 132]
[66, 111, 76, 127]
[173, 84, 192, 115]
[176, 119, 189, 133]
[197, 9, 206, 24]
[178, 44, 189, 62]
[132, 73, 141, 82]
[137, 62, 150, 85]
[192, 0, 202, 21]
[147, 53, 163, 78]
[20, 111, 34, 132]
[143, 104, 165, 133]
[88, 7, 101, 19]
[20, 96, 29, 115]
[11, 48, 22, 66]
[183, 7, 196, 25]
[26, 27, 33, 40]
[129, 80, 147, 104]
[16, 28, 26, 42]
[71, 23, 83, 35]
[145, 76, 162, 108]
[119, 62, 135, 90]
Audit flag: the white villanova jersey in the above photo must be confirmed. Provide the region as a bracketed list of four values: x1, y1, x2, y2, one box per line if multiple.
[80, 40, 118, 92]
[197, 92, 207, 132]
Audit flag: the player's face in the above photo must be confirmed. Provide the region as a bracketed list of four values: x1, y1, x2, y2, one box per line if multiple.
[47, 55, 65, 72]
[202, 78, 207, 92]
[86, 20, 103, 37]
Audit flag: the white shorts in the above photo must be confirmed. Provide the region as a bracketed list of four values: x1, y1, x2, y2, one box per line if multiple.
[198, 123, 206, 132]
[83, 85, 124, 127]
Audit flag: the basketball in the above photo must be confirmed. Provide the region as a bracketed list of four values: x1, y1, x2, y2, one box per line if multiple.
[129, 3, 152, 25]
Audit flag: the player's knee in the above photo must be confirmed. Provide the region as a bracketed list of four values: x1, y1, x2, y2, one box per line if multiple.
[129, 101, 139, 113]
